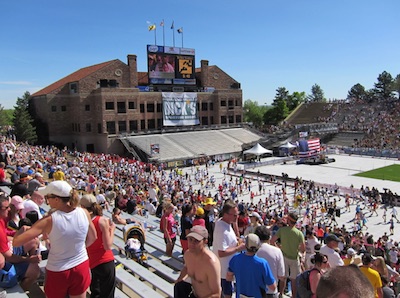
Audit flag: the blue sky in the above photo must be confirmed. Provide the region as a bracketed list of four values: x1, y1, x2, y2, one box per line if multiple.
[1, 1, 399, 109]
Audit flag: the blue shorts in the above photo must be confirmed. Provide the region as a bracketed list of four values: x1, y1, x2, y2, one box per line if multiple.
[221, 279, 233, 296]
[5, 262, 29, 281]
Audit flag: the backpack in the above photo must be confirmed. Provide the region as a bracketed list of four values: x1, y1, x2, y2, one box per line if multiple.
[296, 268, 320, 298]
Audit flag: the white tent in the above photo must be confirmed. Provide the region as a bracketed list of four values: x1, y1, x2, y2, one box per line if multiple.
[243, 143, 272, 157]
[279, 142, 297, 149]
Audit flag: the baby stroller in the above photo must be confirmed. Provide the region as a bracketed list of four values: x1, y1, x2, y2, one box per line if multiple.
[123, 224, 147, 265]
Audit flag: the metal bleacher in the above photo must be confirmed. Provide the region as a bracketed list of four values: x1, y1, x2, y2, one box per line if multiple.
[123, 127, 263, 162]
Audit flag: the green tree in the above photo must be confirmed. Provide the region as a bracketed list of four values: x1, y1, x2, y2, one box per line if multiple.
[13, 91, 37, 144]
[347, 83, 367, 102]
[0, 105, 13, 130]
[373, 71, 394, 100]
[287, 91, 306, 110]
[264, 87, 290, 125]
[307, 84, 326, 102]
[243, 99, 266, 127]
[394, 74, 400, 99]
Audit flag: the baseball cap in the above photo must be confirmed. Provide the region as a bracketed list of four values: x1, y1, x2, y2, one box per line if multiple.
[347, 248, 356, 256]
[362, 253, 375, 264]
[325, 234, 341, 243]
[187, 225, 208, 241]
[245, 234, 261, 252]
[11, 196, 24, 210]
[38, 180, 72, 197]
[249, 211, 261, 220]
[80, 194, 97, 208]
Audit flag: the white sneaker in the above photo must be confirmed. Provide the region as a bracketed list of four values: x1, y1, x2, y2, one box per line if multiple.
[0, 289, 6, 298]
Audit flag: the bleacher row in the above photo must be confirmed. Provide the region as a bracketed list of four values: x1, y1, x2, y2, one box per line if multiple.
[125, 128, 262, 161]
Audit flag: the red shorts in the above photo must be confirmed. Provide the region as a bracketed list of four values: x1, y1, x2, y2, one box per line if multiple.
[45, 260, 91, 297]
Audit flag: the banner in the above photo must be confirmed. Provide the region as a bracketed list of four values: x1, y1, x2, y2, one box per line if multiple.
[162, 92, 199, 126]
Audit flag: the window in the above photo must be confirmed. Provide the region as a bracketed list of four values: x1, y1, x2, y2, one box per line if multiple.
[210, 116, 214, 124]
[117, 102, 126, 113]
[61, 105, 66, 112]
[201, 102, 208, 111]
[51, 106, 57, 112]
[228, 100, 234, 109]
[236, 115, 242, 123]
[129, 120, 138, 131]
[221, 116, 227, 124]
[140, 120, 145, 130]
[70, 83, 78, 94]
[157, 118, 162, 128]
[105, 102, 114, 110]
[140, 104, 145, 113]
[147, 119, 155, 129]
[147, 103, 155, 113]
[85, 105, 90, 111]
[202, 116, 208, 125]
[157, 103, 162, 113]
[228, 115, 234, 123]
[221, 100, 226, 107]
[128, 102, 135, 109]
[118, 121, 127, 133]
[106, 121, 116, 134]
[97, 123, 102, 134]
[86, 123, 91, 132]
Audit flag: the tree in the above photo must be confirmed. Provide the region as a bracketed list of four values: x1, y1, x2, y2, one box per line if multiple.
[264, 87, 290, 125]
[394, 74, 400, 99]
[287, 91, 306, 110]
[373, 71, 394, 100]
[347, 83, 367, 102]
[243, 99, 267, 127]
[0, 105, 13, 131]
[13, 91, 37, 144]
[307, 84, 326, 102]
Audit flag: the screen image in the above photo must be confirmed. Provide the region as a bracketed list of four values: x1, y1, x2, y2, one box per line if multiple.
[147, 45, 195, 85]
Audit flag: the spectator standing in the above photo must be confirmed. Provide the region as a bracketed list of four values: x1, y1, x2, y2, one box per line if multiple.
[270, 212, 306, 298]
[227, 234, 276, 298]
[359, 253, 383, 298]
[80, 194, 116, 298]
[319, 234, 344, 268]
[255, 225, 285, 297]
[161, 202, 178, 257]
[203, 197, 216, 247]
[13, 180, 97, 298]
[212, 200, 245, 298]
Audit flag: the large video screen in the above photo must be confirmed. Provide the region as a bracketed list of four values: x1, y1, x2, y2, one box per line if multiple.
[147, 45, 196, 85]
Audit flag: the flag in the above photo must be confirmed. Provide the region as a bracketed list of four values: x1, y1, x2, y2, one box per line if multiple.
[298, 138, 320, 159]
[160, 20, 164, 27]
[177, 27, 183, 34]
[170, 21, 174, 29]
[148, 24, 156, 31]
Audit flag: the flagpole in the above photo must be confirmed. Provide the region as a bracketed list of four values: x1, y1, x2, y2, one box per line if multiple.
[160, 20, 165, 47]
[154, 28, 157, 45]
[181, 29, 184, 48]
[171, 21, 175, 47]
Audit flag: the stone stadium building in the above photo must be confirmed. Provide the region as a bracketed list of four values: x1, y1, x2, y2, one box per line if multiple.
[30, 53, 263, 165]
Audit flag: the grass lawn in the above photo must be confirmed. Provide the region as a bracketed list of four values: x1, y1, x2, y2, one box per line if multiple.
[354, 164, 400, 182]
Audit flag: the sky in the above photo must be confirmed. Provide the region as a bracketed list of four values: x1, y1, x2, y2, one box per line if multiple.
[1, 1, 399, 109]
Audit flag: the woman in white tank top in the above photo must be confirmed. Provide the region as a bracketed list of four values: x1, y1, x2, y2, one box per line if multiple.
[13, 180, 97, 298]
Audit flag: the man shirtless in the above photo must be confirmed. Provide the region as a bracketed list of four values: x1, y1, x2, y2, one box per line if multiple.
[175, 226, 221, 298]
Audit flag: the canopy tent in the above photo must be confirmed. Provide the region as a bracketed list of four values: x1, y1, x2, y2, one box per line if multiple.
[279, 142, 297, 149]
[243, 143, 272, 156]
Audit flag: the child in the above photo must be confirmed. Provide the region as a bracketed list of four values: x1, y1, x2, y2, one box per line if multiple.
[192, 207, 205, 227]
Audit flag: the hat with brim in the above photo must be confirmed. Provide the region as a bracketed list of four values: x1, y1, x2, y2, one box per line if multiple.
[38, 180, 72, 197]
[203, 197, 216, 205]
[187, 225, 208, 241]
[325, 234, 341, 243]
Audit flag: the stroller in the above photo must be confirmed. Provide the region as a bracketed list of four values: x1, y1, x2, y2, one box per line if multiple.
[123, 223, 147, 265]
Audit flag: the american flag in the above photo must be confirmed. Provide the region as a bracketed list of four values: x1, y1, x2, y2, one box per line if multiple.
[298, 138, 320, 158]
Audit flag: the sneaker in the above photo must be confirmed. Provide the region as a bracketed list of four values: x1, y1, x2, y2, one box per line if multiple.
[0, 289, 6, 298]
